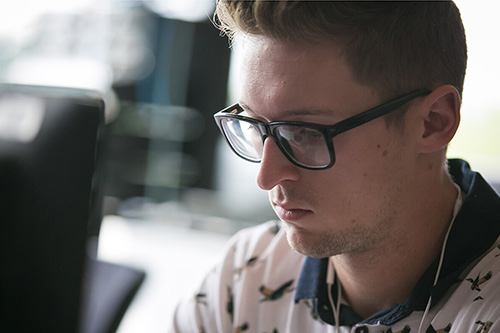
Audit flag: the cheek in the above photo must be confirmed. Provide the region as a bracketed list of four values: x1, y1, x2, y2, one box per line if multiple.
[360, 141, 404, 181]
[314, 129, 409, 202]
[330, 137, 405, 199]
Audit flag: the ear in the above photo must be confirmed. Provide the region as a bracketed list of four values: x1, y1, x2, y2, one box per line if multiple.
[418, 85, 461, 154]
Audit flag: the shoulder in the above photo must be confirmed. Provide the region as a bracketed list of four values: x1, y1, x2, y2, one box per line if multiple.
[222, 220, 302, 272]
[227, 220, 283, 251]
[458, 239, 500, 312]
[172, 221, 302, 333]
[432, 238, 500, 331]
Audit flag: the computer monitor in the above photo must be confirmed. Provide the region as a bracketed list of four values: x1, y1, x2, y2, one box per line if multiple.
[0, 84, 105, 332]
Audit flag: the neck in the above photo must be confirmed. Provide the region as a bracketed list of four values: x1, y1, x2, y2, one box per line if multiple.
[331, 171, 460, 319]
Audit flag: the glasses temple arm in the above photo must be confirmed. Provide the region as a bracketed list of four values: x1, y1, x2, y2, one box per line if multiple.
[328, 89, 431, 136]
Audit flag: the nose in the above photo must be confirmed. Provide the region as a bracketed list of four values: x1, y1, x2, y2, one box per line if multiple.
[256, 137, 300, 190]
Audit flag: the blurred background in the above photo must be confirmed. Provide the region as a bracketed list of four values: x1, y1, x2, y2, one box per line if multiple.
[0, 0, 498, 332]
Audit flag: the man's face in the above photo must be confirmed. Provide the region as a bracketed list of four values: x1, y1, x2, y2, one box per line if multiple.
[238, 37, 420, 258]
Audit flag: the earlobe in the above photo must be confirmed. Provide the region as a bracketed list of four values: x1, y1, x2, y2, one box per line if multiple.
[419, 85, 461, 153]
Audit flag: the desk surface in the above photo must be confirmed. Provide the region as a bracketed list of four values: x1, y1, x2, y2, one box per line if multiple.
[98, 215, 232, 333]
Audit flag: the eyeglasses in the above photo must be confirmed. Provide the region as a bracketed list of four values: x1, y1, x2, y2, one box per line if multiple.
[214, 89, 431, 170]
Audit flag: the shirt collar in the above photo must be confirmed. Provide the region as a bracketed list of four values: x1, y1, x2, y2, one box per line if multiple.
[430, 159, 500, 303]
[294, 159, 500, 324]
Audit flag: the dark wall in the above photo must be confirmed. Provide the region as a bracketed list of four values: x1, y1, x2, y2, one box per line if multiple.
[184, 20, 231, 189]
[108, 13, 231, 201]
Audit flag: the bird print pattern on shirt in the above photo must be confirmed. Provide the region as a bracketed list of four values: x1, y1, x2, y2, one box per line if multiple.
[234, 257, 259, 277]
[234, 322, 249, 333]
[226, 286, 234, 323]
[426, 323, 452, 333]
[474, 320, 494, 333]
[466, 271, 493, 291]
[259, 279, 295, 302]
[195, 292, 208, 306]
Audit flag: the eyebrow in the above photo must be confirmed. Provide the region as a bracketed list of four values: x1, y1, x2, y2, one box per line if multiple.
[239, 102, 337, 119]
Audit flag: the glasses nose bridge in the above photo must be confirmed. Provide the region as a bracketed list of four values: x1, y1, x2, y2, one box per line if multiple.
[255, 122, 274, 144]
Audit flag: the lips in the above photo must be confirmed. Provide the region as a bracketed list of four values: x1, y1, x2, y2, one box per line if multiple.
[273, 203, 312, 222]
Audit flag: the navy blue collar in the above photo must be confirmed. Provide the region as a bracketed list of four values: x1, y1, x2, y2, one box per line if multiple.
[294, 159, 500, 326]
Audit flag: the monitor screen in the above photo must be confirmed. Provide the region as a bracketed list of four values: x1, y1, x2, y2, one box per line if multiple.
[0, 84, 105, 332]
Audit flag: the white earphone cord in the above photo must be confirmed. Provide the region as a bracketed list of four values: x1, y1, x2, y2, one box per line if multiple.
[418, 183, 463, 333]
[327, 183, 462, 333]
[327, 264, 341, 333]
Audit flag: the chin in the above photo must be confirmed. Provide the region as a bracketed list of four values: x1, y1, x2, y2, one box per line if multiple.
[284, 224, 339, 258]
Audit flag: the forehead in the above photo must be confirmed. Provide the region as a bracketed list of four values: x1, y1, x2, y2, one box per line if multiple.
[238, 36, 378, 119]
[239, 36, 346, 87]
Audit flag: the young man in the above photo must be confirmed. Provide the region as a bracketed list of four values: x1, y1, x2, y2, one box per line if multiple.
[173, 1, 500, 332]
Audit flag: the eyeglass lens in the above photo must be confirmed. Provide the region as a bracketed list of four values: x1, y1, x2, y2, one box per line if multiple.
[275, 126, 331, 167]
[221, 118, 263, 161]
[220, 118, 331, 168]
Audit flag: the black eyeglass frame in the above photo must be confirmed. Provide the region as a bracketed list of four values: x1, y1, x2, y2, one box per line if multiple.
[214, 89, 431, 170]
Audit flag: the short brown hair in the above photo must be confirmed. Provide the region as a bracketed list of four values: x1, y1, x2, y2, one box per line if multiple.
[215, 1, 467, 105]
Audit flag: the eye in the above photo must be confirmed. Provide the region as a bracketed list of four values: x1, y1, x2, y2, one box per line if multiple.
[285, 127, 323, 145]
[298, 127, 323, 141]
